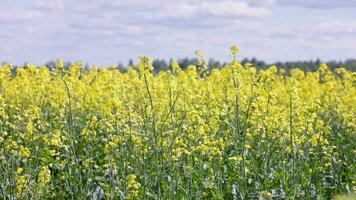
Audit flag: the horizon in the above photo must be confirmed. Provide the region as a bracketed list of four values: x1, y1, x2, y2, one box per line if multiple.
[3, 56, 356, 67]
[3, 56, 356, 69]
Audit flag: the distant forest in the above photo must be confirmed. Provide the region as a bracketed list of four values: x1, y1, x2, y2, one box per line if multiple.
[39, 57, 356, 73]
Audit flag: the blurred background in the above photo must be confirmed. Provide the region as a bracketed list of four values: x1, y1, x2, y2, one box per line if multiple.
[0, 0, 355, 70]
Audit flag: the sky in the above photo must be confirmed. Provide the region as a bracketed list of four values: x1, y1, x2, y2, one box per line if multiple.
[0, 0, 356, 66]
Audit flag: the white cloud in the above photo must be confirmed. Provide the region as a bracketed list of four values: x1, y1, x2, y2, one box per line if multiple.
[317, 20, 356, 35]
[157, 1, 271, 19]
[0, 10, 42, 23]
[197, 1, 270, 18]
[70, 0, 270, 19]
[0, 0, 355, 65]
[33, 0, 64, 11]
[246, 19, 356, 40]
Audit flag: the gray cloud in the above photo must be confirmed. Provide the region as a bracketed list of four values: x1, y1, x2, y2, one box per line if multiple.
[276, 0, 356, 8]
[248, 0, 275, 6]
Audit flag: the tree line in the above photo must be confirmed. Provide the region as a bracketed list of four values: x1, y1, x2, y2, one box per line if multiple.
[11, 57, 356, 73]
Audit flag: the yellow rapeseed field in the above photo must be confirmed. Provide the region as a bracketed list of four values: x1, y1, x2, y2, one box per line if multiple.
[0, 46, 355, 199]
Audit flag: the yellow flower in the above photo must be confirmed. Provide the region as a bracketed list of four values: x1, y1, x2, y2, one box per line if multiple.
[126, 174, 141, 199]
[17, 167, 24, 174]
[16, 175, 28, 196]
[49, 130, 62, 147]
[319, 63, 328, 72]
[19, 146, 31, 158]
[229, 156, 242, 165]
[38, 166, 51, 186]
[0, 46, 354, 198]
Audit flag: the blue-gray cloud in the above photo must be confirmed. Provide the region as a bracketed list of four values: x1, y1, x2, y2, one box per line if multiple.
[276, 0, 356, 8]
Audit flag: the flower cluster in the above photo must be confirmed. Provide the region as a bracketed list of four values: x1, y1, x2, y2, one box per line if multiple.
[0, 47, 355, 199]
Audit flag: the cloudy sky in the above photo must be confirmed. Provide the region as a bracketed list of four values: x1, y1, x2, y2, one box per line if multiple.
[0, 0, 355, 66]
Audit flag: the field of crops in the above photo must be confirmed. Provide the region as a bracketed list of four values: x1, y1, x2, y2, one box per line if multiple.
[0, 48, 355, 199]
